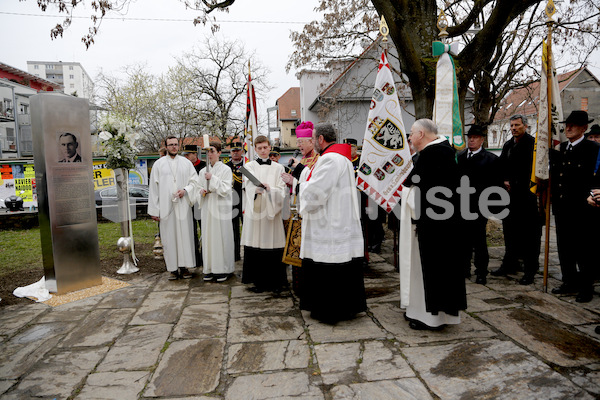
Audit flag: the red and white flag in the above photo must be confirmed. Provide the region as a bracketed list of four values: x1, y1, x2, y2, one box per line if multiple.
[357, 51, 413, 213]
[244, 62, 258, 162]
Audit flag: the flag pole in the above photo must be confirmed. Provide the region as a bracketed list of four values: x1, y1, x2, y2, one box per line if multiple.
[542, 0, 556, 293]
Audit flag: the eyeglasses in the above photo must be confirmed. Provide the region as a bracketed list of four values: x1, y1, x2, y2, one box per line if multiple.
[166, 144, 178, 147]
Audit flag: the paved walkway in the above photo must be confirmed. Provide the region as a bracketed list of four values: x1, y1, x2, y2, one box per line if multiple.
[1, 228, 599, 399]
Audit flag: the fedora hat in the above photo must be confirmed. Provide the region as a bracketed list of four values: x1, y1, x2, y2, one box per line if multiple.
[585, 124, 600, 137]
[465, 125, 487, 136]
[561, 110, 594, 125]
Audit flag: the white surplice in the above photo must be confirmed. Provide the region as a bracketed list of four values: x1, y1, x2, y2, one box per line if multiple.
[241, 160, 286, 249]
[148, 155, 200, 272]
[299, 151, 363, 263]
[197, 161, 234, 275]
[399, 185, 461, 327]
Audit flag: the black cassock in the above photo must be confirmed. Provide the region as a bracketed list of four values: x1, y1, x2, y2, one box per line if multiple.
[405, 140, 467, 316]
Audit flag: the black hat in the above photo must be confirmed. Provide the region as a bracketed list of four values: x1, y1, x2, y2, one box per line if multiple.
[465, 125, 486, 137]
[343, 138, 358, 146]
[181, 144, 197, 154]
[230, 142, 243, 151]
[585, 124, 600, 137]
[561, 110, 594, 125]
[270, 147, 281, 156]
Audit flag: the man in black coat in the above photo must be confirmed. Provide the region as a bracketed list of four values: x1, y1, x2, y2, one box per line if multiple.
[492, 114, 542, 284]
[550, 111, 600, 303]
[457, 125, 500, 285]
[403, 119, 467, 330]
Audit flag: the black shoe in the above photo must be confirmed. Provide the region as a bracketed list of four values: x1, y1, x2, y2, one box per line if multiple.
[551, 284, 578, 295]
[248, 286, 266, 293]
[475, 276, 487, 285]
[203, 273, 214, 282]
[168, 271, 179, 280]
[519, 275, 534, 285]
[179, 268, 192, 279]
[214, 273, 229, 282]
[576, 292, 593, 303]
[595, 326, 600, 334]
[408, 320, 445, 331]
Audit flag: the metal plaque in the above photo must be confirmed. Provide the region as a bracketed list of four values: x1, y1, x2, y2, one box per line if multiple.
[31, 93, 102, 294]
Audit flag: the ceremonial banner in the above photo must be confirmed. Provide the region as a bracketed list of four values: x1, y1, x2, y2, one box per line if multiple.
[530, 38, 564, 193]
[244, 62, 258, 162]
[357, 51, 413, 213]
[432, 41, 464, 150]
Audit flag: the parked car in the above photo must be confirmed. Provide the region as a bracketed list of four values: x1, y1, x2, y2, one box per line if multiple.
[95, 184, 149, 218]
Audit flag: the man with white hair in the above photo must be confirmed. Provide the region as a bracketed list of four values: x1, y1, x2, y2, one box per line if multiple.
[400, 119, 467, 330]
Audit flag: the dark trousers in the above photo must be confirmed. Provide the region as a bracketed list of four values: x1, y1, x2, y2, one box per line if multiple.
[502, 198, 541, 276]
[192, 211, 202, 268]
[232, 215, 241, 261]
[463, 218, 489, 277]
[555, 213, 594, 292]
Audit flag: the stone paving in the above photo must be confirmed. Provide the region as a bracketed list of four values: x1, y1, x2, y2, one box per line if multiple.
[1, 227, 599, 399]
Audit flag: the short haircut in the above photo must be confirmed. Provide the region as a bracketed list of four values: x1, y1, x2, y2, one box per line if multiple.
[59, 132, 78, 143]
[209, 141, 222, 153]
[165, 135, 178, 145]
[315, 123, 337, 143]
[510, 114, 528, 126]
[413, 119, 438, 136]
[254, 135, 270, 146]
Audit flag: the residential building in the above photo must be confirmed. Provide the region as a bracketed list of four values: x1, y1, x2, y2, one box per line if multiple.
[275, 87, 301, 147]
[27, 61, 94, 100]
[0, 62, 62, 158]
[298, 38, 474, 145]
[488, 67, 600, 149]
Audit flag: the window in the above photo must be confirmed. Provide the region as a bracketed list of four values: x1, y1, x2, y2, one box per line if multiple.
[45, 64, 54, 69]
[19, 104, 29, 114]
[70, 84, 75, 89]
[69, 74, 74, 79]
[291, 109, 297, 116]
[69, 66, 74, 70]
[34, 65, 39, 70]
[581, 97, 588, 112]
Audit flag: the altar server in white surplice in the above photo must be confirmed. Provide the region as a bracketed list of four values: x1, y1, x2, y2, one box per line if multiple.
[149, 135, 200, 280]
[241, 135, 288, 293]
[197, 141, 235, 283]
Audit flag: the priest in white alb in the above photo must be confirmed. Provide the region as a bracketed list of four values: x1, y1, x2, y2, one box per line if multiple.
[148, 135, 200, 280]
[197, 141, 235, 282]
[298, 123, 367, 323]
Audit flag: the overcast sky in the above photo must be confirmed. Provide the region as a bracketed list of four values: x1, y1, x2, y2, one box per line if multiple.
[0, 0, 322, 122]
[2, 0, 600, 130]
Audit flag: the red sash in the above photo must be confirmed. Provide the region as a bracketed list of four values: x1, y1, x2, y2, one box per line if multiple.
[307, 144, 352, 181]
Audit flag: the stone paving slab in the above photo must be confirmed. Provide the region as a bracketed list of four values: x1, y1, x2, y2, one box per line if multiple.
[466, 288, 521, 313]
[403, 339, 592, 399]
[225, 371, 324, 400]
[60, 308, 136, 347]
[96, 286, 151, 308]
[230, 285, 259, 299]
[304, 312, 389, 343]
[36, 296, 100, 323]
[188, 286, 230, 305]
[0, 321, 76, 379]
[358, 340, 414, 381]
[227, 315, 305, 343]
[11, 347, 108, 399]
[314, 342, 360, 385]
[145, 338, 225, 397]
[227, 339, 309, 374]
[172, 303, 228, 339]
[500, 290, 600, 325]
[229, 295, 295, 318]
[77, 370, 150, 399]
[96, 323, 172, 372]
[153, 274, 192, 291]
[0, 380, 16, 396]
[0, 303, 48, 337]
[129, 290, 187, 325]
[330, 378, 433, 400]
[369, 303, 495, 345]
[478, 309, 600, 367]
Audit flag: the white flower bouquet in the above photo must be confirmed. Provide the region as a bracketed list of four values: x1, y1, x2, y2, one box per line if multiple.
[98, 115, 140, 170]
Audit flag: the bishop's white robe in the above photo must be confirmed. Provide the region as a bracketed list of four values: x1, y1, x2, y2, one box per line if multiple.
[240, 161, 286, 249]
[399, 185, 461, 327]
[148, 155, 200, 272]
[197, 161, 235, 275]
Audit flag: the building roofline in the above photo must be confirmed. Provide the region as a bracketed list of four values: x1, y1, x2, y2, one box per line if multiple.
[0, 62, 63, 89]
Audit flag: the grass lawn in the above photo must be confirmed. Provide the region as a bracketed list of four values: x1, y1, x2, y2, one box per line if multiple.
[0, 219, 160, 276]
